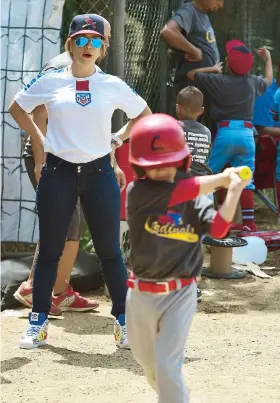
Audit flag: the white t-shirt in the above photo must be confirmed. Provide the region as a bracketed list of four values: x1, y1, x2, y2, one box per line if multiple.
[15, 66, 147, 163]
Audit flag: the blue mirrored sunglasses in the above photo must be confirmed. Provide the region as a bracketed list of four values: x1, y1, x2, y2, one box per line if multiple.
[75, 36, 103, 49]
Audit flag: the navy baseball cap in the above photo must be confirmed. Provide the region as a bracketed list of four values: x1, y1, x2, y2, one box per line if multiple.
[68, 14, 105, 39]
[226, 39, 254, 75]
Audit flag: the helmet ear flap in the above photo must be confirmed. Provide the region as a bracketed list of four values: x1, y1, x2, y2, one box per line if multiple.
[185, 155, 192, 173]
[132, 164, 146, 179]
[177, 155, 192, 174]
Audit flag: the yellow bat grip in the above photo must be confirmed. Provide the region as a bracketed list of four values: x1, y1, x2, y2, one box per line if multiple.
[239, 166, 252, 180]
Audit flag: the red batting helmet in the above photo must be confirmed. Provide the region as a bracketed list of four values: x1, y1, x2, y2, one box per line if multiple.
[129, 113, 191, 172]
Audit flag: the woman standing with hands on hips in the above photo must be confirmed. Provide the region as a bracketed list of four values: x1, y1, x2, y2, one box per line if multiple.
[9, 14, 151, 349]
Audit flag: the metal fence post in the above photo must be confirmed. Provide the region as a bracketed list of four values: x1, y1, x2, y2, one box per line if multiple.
[159, 0, 170, 113]
[111, 0, 126, 132]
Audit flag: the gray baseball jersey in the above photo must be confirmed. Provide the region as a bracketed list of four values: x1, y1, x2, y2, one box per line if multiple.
[126, 177, 216, 280]
[172, 2, 220, 82]
[194, 72, 268, 122]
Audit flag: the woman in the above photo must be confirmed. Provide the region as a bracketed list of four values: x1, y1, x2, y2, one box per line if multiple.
[9, 14, 151, 349]
[14, 16, 126, 315]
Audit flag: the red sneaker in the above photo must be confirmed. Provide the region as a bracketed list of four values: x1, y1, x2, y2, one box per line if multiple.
[13, 281, 62, 316]
[52, 284, 99, 312]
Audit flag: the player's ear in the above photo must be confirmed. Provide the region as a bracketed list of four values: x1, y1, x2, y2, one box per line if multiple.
[198, 107, 204, 117]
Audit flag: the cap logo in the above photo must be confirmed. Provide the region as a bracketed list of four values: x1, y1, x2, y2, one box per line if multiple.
[151, 135, 164, 152]
[206, 29, 216, 44]
[83, 15, 97, 29]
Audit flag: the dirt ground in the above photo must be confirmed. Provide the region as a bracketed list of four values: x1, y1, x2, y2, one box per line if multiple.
[1, 207, 280, 403]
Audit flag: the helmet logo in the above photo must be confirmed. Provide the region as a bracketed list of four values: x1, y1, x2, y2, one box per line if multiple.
[151, 135, 164, 152]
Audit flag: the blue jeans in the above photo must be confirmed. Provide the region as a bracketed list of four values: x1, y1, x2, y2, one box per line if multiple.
[208, 121, 255, 190]
[33, 153, 127, 318]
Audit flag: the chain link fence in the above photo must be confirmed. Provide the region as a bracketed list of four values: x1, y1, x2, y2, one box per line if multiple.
[61, 0, 113, 42]
[61, 0, 280, 116]
[61, 0, 179, 115]
[124, 0, 180, 115]
[61, 0, 113, 72]
[211, 0, 280, 75]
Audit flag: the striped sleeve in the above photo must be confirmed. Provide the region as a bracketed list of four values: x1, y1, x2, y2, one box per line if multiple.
[15, 73, 51, 113]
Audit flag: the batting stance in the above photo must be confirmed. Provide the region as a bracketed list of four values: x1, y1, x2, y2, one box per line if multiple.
[125, 114, 252, 403]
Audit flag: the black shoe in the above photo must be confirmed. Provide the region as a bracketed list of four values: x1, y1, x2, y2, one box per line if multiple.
[197, 287, 202, 302]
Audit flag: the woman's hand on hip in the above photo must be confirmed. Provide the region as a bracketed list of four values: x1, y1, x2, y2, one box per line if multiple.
[34, 152, 47, 183]
[110, 143, 117, 167]
[114, 165, 126, 192]
[34, 163, 43, 183]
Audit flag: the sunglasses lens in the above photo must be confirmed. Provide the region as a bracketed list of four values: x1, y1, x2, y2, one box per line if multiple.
[75, 37, 88, 47]
[91, 38, 102, 49]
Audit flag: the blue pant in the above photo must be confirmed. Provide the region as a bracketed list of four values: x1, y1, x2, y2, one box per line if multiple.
[33, 153, 128, 317]
[209, 121, 255, 190]
[276, 142, 280, 182]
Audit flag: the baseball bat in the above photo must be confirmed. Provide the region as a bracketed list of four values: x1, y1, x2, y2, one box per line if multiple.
[239, 166, 252, 180]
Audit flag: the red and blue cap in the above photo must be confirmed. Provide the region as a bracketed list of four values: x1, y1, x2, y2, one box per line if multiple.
[226, 39, 254, 75]
[68, 14, 105, 39]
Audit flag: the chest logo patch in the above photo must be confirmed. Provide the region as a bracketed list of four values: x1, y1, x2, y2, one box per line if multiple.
[144, 210, 199, 243]
[76, 92, 92, 107]
[206, 29, 216, 44]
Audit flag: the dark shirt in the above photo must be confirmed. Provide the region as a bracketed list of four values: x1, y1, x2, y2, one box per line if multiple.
[22, 52, 71, 158]
[127, 177, 216, 280]
[180, 120, 211, 166]
[194, 73, 267, 122]
[172, 2, 220, 82]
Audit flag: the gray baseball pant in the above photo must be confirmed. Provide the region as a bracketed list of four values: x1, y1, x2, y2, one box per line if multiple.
[126, 281, 197, 403]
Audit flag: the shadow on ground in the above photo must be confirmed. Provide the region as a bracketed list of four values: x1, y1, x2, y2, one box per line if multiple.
[198, 272, 280, 314]
[1, 357, 32, 385]
[42, 345, 201, 375]
[50, 312, 114, 336]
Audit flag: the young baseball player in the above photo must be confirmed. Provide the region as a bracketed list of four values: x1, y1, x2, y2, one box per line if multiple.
[176, 85, 211, 170]
[126, 113, 252, 403]
[187, 40, 273, 231]
[176, 86, 212, 301]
